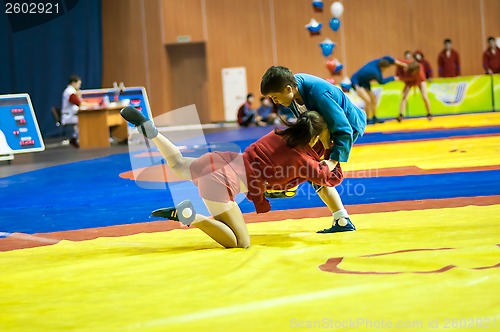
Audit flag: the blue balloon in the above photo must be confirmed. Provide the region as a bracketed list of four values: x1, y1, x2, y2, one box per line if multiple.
[329, 18, 341, 32]
[320, 42, 335, 57]
[312, 0, 324, 10]
[306, 23, 322, 34]
[334, 64, 344, 73]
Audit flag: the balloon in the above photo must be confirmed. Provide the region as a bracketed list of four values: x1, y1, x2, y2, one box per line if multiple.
[319, 38, 336, 57]
[326, 59, 337, 73]
[312, 0, 323, 12]
[340, 82, 352, 92]
[334, 63, 344, 73]
[330, 1, 344, 17]
[329, 18, 341, 32]
[326, 78, 336, 85]
[305, 18, 322, 35]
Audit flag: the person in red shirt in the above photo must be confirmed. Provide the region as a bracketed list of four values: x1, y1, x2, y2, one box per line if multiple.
[397, 61, 432, 121]
[413, 50, 433, 79]
[120, 106, 351, 249]
[395, 50, 413, 78]
[483, 36, 500, 74]
[438, 38, 460, 77]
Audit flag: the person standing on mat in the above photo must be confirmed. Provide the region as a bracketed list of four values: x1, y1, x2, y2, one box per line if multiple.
[438, 38, 460, 78]
[260, 65, 366, 234]
[349, 56, 406, 124]
[396, 61, 433, 122]
[483, 36, 500, 74]
[395, 51, 413, 79]
[121, 107, 351, 249]
[413, 50, 433, 79]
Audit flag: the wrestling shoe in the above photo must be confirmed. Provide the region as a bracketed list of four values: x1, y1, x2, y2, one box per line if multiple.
[120, 106, 158, 139]
[151, 200, 196, 226]
[317, 217, 356, 233]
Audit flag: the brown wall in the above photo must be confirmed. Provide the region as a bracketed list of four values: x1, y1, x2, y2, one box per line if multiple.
[204, 0, 275, 121]
[163, 0, 204, 44]
[102, 0, 500, 122]
[484, 0, 500, 43]
[102, 0, 171, 119]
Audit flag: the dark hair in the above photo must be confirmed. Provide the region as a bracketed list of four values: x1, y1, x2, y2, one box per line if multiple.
[378, 59, 392, 68]
[488, 36, 495, 42]
[444, 38, 452, 44]
[69, 75, 81, 84]
[404, 50, 412, 57]
[274, 111, 327, 148]
[260, 66, 298, 95]
[246, 93, 254, 100]
[407, 61, 420, 75]
[413, 50, 424, 58]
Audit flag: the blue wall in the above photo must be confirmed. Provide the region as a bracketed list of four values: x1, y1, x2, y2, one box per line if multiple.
[0, 0, 102, 137]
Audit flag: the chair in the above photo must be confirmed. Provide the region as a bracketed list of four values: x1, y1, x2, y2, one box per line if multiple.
[51, 106, 79, 148]
[51, 106, 73, 138]
[51, 106, 63, 133]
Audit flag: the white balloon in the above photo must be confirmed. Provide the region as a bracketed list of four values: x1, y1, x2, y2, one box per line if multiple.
[330, 1, 344, 18]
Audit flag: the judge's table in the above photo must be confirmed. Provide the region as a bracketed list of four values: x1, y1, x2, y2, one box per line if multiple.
[77, 100, 130, 149]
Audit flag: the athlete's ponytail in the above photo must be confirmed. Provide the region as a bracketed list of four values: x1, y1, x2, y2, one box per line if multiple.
[275, 111, 327, 148]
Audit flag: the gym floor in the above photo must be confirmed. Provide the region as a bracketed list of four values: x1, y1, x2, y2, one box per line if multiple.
[0, 113, 499, 331]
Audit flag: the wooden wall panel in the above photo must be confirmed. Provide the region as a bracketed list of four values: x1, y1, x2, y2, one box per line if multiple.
[342, 0, 413, 76]
[483, 0, 500, 44]
[273, 0, 344, 79]
[102, 0, 147, 88]
[143, 0, 172, 117]
[167, 43, 209, 123]
[102, 0, 171, 118]
[103, 0, 494, 124]
[162, 0, 204, 44]
[410, 0, 483, 76]
[204, 0, 274, 122]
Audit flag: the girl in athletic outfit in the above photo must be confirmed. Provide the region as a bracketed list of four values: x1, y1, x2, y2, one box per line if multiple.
[121, 107, 349, 249]
[396, 60, 433, 121]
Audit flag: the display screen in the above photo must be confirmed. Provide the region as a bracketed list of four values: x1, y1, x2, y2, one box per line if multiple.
[0, 94, 45, 154]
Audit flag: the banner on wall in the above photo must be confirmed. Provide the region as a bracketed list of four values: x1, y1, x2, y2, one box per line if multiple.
[346, 75, 495, 118]
[493, 74, 500, 111]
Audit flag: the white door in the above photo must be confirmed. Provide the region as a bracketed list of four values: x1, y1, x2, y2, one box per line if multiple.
[221, 67, 248, 122]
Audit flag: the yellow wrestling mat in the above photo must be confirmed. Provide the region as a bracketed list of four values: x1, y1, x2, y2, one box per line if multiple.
[364, 112, 500, 133]
[1, 205, 499, 331]
[345, 136, 500, 172]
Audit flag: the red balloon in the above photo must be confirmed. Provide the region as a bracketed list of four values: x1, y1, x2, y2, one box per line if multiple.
[325, 59, 337, 73]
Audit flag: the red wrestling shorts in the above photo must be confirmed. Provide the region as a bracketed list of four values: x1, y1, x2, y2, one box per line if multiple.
[190, 151, 245, 203]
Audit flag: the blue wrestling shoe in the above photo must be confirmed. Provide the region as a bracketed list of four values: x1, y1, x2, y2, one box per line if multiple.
[120, 106, 158, 139]
[317, 217, 356, 233]
[151, 200, 196, 226]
